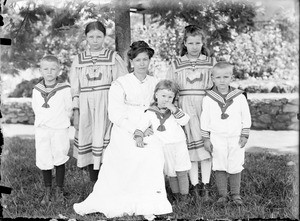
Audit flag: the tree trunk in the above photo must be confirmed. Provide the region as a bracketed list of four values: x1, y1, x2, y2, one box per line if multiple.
[114, 0, 131, 70]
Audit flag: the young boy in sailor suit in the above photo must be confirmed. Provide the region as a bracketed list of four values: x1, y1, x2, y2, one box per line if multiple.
[134, 80, 191, 202]
[200, 61, 251, 205]
[32, 55, 72, 205]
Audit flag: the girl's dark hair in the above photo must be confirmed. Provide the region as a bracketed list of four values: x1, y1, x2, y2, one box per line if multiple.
[127, 41, 155, 60]
[85, 21, 106, 36]
[153, 80, 179, 104]
[180, 25, 210, 57]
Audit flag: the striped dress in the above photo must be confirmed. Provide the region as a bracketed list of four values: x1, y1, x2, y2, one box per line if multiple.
[166, 54, 216, 161]
[69, 48, 128, 170]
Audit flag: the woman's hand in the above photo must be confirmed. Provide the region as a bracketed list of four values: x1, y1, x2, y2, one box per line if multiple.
[73, 109, 79, 130]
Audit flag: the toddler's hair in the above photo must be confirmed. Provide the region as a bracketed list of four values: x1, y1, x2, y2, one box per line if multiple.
[127, 40, 154, 60]
[180, 24, 210, 57]
[153, 80, 179, 104]
[85, 21, 106, 36]
[212, 61, 233, 74]
[40, 55, 60, 65]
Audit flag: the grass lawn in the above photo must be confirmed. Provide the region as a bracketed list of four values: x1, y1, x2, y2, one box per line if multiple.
[1, 136, 299, 220]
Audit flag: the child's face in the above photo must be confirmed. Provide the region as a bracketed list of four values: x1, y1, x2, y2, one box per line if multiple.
[184, 35, 203, 58]
[212, 68, 233, 92]
[40, 60, 60, 86]
[155, 89, 175, 109]
[86, 29, 105, 51]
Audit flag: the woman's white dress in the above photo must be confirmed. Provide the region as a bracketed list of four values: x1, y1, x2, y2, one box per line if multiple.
[73, 73, 173, 218]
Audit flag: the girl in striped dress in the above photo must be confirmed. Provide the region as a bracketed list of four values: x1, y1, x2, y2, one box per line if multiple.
[69, 21, 128, 185]
[166, 25, 216, 200]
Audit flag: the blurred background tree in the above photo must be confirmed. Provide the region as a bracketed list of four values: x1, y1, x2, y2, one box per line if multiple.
[0, 0, 298, 97]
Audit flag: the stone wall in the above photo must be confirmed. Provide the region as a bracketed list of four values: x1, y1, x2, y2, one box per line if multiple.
[1, 95, 299, 130]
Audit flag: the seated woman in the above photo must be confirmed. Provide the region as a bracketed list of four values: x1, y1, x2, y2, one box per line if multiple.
[73, 41, 172, 220]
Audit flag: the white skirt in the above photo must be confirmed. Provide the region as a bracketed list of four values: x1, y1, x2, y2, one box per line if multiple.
[73, 126, 172, 218]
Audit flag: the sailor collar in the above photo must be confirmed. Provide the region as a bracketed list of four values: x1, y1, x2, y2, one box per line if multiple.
[34, 78, 70, 108]
[205, 86, 244, 119]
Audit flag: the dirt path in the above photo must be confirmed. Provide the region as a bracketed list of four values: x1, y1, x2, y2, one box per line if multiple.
[1, 124, 298, 154]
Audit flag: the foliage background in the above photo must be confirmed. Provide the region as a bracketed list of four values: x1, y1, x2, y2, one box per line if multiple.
[0, 0, 299, 97]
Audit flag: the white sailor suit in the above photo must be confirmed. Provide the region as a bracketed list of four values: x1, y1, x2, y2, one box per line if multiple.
[200, 86, 252, 174]
[134, 105, 192, 177]
[32, 78, 72, 170]
[69, 48, 128, 170]
[166, 54, 217, 161]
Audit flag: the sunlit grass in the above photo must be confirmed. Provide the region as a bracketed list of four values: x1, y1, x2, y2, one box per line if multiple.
[1, 136, 298, 220]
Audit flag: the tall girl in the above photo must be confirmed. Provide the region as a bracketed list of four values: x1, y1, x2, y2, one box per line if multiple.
[69, 21, 128, 185]
[166, 25, 216, 200]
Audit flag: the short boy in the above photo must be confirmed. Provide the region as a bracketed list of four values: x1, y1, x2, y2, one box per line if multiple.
[32, 55, 72, 204]
[200, 61, 251, 205]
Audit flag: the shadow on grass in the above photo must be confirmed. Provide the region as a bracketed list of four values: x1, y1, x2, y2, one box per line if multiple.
[1, 136, 299, 220]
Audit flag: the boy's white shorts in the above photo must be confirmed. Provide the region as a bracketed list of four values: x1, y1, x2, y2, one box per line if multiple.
[35, 126, 70, 170]
[210, 133, 245, 174]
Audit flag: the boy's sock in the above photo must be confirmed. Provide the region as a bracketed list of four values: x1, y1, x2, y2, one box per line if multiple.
[42, 169, 52, 188]
[176, 171, 189, 195]
[188, 161, 199, 186]
[41, 170, 52, 204]
[169, 176, 180, 194]
[229, 172, 241, 196]
[215, 171, 228, 197]
[55, 164, 65, 188]
[88, 164, 99, 182]
[200, 159, 212, 184]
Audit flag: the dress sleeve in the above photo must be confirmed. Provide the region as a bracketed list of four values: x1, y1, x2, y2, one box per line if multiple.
[64, 86, 73, 119]
[69, 55, 80, 110]
[112, 53, 129, 81]
[200, 96, 211, 139]
[240, 95, 252, 138]
[108, 80, 136, 134]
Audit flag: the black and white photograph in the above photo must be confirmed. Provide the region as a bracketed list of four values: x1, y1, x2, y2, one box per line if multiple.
[0, 0, 299, 220]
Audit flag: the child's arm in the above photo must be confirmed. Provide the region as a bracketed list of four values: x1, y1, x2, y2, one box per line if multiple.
[69, 56, 80, 129]
[112, 53, 129, 80]
[200, 96, 213, 154]
[165, 103, 190, 126]
[69, 56, 80, 111]
[239, 95, 252, 148]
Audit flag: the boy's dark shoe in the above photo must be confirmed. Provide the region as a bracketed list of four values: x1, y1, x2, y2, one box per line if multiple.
[190, 183, 201, 198]
[216, 196, 228, 205]
[55, 186, 65, 203]
[167, 192, 180, 205]
[201, 184, 212, 202]
[231, 194, 243, 206]
[41, 186, 51, 205]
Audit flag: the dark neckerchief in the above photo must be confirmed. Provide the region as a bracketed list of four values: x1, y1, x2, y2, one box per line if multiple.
[146, 105, 171, 131]
[33, 77, 69, 108]
[205, 86, 244, 119]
